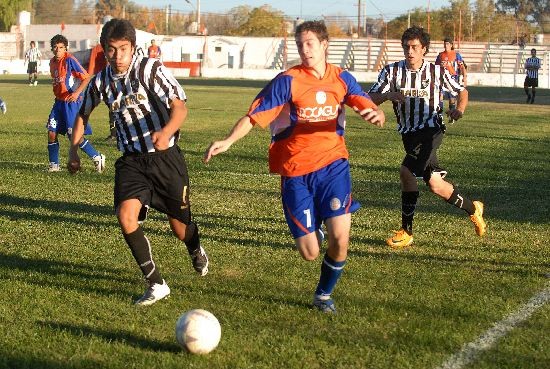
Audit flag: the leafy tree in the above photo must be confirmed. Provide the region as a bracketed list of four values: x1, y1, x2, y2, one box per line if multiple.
[229, 5, 285, 37]
[496, 0, 550, 32]
[0, 0, 31, 31]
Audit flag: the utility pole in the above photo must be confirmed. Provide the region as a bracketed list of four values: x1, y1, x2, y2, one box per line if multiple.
[357, 0, 361, 36]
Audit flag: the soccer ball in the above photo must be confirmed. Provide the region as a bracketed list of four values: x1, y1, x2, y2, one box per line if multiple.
[175, 309, 221, 354]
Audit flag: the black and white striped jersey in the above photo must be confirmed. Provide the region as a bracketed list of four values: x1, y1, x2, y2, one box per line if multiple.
[369, 60, 464, 134]
[25, 47, 42, 62]
[80, 54, 186, 154]
[525, 57, 541, 79]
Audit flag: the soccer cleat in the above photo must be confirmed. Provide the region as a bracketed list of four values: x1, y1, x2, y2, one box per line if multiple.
[386, 228, 414, 249]
[312, 296, 336, 314]
[449, 118, 456, 124]
[93, 154, 106, 173]
[0, 102, 6, 114]
[28, 82, 33, 86]
[470, 201, 487, 237]
[47, 162, 60, 172]
[33, 81, 38, 86]
[191, 246, 209, 276]
[134, 279, 170, 306]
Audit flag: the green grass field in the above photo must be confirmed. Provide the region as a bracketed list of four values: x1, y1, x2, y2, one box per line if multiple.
[0, 76, 548, 369]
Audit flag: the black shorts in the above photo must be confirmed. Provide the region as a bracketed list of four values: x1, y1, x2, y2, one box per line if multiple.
[524, 77, 538, 88]
[401, 128, 446, 183]
[27, 62, 38, 74]
[114, 145, 192, 224]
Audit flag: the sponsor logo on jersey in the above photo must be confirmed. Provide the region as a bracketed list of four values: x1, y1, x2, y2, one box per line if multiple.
[401, 88, 430, 98]
[110, 93, 147, 111]
[297, 104, 339, 121]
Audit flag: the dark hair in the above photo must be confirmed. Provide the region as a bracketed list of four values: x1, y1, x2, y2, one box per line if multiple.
[401, 26, 430, 55]
[443, 37, 453, 44]
[30, 40, 35, 46]
[531, 48, 536, 53]
[100, 18, 136, 51]
[50, 34, 68, 49]
[295, 20, 329, 42]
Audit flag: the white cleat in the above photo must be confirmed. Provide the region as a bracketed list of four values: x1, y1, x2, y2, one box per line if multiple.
[134, 280, 170, 306]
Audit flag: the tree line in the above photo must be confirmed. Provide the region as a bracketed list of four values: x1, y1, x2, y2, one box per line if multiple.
[0, 0, 547, 44]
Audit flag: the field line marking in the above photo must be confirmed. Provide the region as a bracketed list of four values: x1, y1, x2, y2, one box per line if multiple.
[437, 282, 550, 369]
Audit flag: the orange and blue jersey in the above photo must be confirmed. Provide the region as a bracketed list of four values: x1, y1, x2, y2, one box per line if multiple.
[435, 50, 465, 79]
[247, 63, 377, 177]
[49, 52, 89, 101]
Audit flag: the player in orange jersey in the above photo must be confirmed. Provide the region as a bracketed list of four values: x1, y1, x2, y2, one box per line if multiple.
[147, 39, 161, 59]
[204, 20, 385, 313]
[47, 34, 105, 172]
[435, 37, 467, 123]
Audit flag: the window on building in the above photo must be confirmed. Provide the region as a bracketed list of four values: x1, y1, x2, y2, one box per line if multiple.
[215, 46, 221, 52]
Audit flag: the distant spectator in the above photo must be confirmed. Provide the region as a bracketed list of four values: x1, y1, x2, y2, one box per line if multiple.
[147, 39, 161, 59]
[524, 48, 541, 104]
[24, 41, 42, 86]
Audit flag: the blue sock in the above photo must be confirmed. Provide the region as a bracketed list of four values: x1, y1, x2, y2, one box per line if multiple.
[47, 141, 59, 164]
[315, 253, 346, 298]
[78, 138, 100, 159]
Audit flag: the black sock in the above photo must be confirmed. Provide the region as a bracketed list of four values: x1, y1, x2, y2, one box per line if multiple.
[446, 188, 475, 215]
[532, 91, 536, 100]
[123, 227, 162, 284]
[401, 191, 419, 234]
[183, 222, 201, 255]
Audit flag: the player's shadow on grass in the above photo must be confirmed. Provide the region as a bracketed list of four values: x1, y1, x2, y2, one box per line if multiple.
[0, 252, 139, 297]
[37, 321, 181, 353]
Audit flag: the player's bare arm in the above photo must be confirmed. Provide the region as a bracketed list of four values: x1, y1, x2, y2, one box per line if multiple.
[151, 98, 187, 151]
[369, 91, 405, 105]
[448, 89, 468, 121]
[203, 115, 254, 163]
[66, 74, 92, 103]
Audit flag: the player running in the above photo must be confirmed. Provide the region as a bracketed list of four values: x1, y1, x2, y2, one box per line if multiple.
[204, 20, 385, 313]
[68, 19, 209, 306]
[369, 26, 486, 249]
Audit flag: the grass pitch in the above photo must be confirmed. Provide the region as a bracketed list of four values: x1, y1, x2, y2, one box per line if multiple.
[0, 76, 548, 369]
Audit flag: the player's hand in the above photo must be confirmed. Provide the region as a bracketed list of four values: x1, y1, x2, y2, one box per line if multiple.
[66, 93, 80, 103]
[204, 140, 231, 164]
[67, 149, 81, 174]
[151, 130, 170, 151]
[447, 109, 464, 121]
[353, 107, 385, 128]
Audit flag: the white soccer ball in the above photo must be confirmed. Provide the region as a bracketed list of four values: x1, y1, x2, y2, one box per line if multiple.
[175, 309, 221, 354]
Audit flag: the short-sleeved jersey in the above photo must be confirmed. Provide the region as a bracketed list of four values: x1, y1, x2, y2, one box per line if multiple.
[80, 54, 186, 154]
[148, 45, 161, 59]
[525, 56, 541, 79]
[87, 44, 107, 75]
[435, 50, 465, 78]
[369, 60, 464, 134]
[50, 52, 89, 101]
[247, 63, 377, 177]
[25, 47, 42, 63]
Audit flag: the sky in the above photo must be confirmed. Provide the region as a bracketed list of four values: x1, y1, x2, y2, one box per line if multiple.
[132, 0, 449, 21]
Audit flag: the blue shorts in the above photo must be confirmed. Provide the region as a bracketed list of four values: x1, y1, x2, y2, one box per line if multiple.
[281, 158, 360, 239]
[46, 99, 92, 136]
